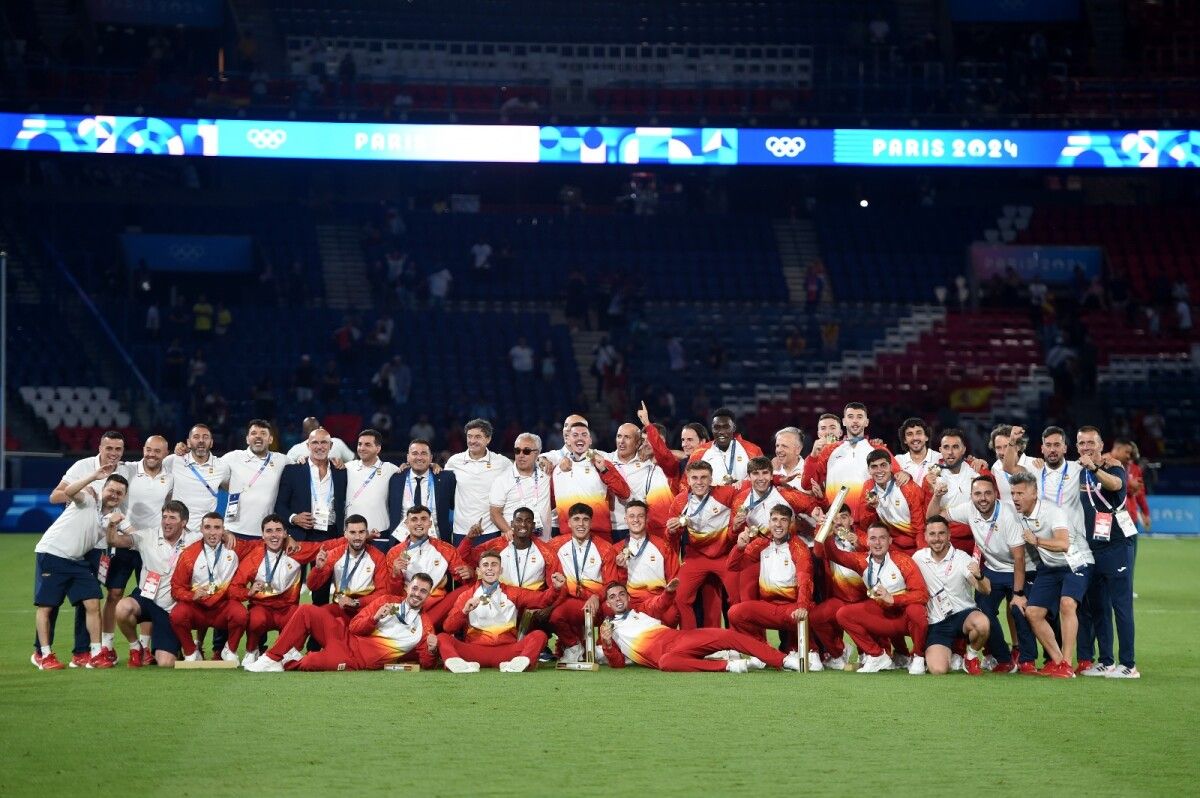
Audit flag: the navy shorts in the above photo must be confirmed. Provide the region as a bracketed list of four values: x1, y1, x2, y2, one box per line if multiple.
[104, 548, 142, 590]
[1029, 564, 1091, 611]
[34, 552, 102, 607]
[132, 594, 182, 653]
[927, 608, 975, 649]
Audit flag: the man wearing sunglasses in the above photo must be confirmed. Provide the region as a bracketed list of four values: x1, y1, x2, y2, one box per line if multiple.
[490, 433, 553, 539]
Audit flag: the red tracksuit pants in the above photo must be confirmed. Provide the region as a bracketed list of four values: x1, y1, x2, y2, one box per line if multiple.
[169, 601, 249, 655]
[550, 596, 593, 650]
[247, 604, 298, 650]
[810, 597, 850, 657]
[629, 593, 681, 628]
[835, 600, 928, 657]
[436, 630, 547, 670]
[728, 600, 800, 648]
[647, 628, 787, 672]
[675, 554, 740, 629]
[267, 604, 362, 670]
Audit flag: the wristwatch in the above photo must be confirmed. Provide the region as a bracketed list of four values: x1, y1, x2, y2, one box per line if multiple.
[1013, 589, 1025, 597]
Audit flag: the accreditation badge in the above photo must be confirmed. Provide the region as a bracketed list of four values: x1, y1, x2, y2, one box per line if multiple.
[140, 571, 162, 599]
[226, 492, 241, 521]
[1093, 512, 1112, 542]
[98, 553, 111, 583]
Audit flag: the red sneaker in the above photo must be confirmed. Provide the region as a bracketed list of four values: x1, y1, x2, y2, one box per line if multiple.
[127, 647, 146, 668]
[1075, 659, 1093, 675]
[38, 653, 65, 670]
[1050, 661, 1076, 679]
[991, 660, 1017, 674]
[1010, 645, 1020, 661]
[86, 652, 114, 669]
[68, 652, 90, 669]
[1017, 661, 1039, 675]
[965, 656, 983, 675]
[99, 646, 118, 666]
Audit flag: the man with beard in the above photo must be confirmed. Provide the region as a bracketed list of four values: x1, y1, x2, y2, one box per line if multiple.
[687, 408, 763, 485]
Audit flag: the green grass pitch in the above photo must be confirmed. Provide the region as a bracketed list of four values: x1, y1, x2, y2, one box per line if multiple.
[1, 535, 1197, 797]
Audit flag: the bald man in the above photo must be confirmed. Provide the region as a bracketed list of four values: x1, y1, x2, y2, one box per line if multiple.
[606, 422, 674, 540]
[285, 417, 354, 463]
[275, 428, 349, 607]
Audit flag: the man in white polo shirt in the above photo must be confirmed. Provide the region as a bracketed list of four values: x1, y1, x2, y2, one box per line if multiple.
[221, 419, 288, 541]
[109, 499, 201, 667]
[33, 471, 129, 670]
[912, 516, 992, 675]
[896, 417, 939, 484]
[988, 424, 1037, 508]
[490, 433, 552, 539]
[165, 424, 231, 533]
[98, 435, 174, 665]
[344, 428, 398, 535]
[285, 416, 355, 463]
[445, 419, 512, 546]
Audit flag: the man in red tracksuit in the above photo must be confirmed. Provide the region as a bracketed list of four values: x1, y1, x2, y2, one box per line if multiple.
[169, 513, 248, 663]
[667, 460, 741, 629]
[810, 505, 868, 669]
[384, 505, 474, 631]
[228, 514, 333, 662]
[549, 503, 618, 662]
[823, 520, 930, 674]
[438, 550, 565, 672]
[305, 514, 387, 621]
[858, 449, 928, 554]
[599, 582, 803, 673]
[727, 504, 815, 665]
[245, 574, 439, 672]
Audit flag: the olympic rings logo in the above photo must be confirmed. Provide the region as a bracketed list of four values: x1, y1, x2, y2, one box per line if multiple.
[765, 136, 806, 157]
[169, 244, 203, 262]
[246, 128, 288, 149]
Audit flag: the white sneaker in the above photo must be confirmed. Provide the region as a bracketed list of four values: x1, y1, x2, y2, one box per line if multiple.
[704, 649, 736, 661]
[907, 655, 927, 675]
[950, 653, 965, 673]
[746, 656, 768, 670]
[982, 655, 998, 670]
[857, 653, 894, 673]
[781, 651, 802, 672]
[183, 650, 202, 662]
[892, 654, 911, 669]
[244, 655, 283, 673]
[559, 644, 584, 664]
[594, 646, 608, 665]
[499, 656, 531, 673]
[1104, 665, 1141, 679]
[807, 652, 824, 672]
[1132, 592, 1139, 599]
[240, 651, 258, 668]
[281, 648, 304, 665]
[725, 658, 749, 673]
[825, 653, 848, 671]
[444, 657, 480, 674]
[1081, 662, 1113, 677]
[220, 646, 240, 664]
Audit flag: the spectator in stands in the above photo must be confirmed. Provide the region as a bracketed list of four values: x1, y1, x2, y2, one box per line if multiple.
[294, 354, 316, 404]
[805, 261, 825, 310]
[541, 341, 557, 383]
[469, 396, 498, 421]
[868, 15, 891, 45]
[666, 335, 685, 372]
[332, 316, 362, 366]
[786, 326, 806, 358]
[167, 297, 189, 337]
[192, 294, 214, 338]
[509, 337, 535, 374]
[1045, 334, 1078, 401]
[470, 237, 493, 273]
[337, 51, 357, 86]
[214, 303, 232, 336]
[145, 302, 160, 340]
[1176, 297, 1193, 334]
[369, 315, 394, 348]
[371, 361, 398, 406]
[1141, 407, 1165, 457]
[371, 406, 393, 441]
[187, 349, 208, 388]
[428, 265, 453, 309]
[320, 360, 341, 407]
[593, 336, 618, 402]
[821, 320, 840, 355]
[410, 414, 436, 445]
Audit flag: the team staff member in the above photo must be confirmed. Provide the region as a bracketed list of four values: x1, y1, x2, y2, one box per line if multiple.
[687, 408, 763, 484]
[1112, 438, 1147, 597]
[343, 429, 399, 536]
[771, 426, 807, 492]
[165, 424, 231, 533]
[285, 416, 355, 463]
[438, 551, 566, 673]
[306, 514, 388, 621]
[246, 575, 438, 672]
[823, 521, 930, 674]
[928, 475, 1034, 673]
[666, 461, 742, 629]
[804, 403, 908, 516]
[275, 427, 348, 607]
[108, 500, 204, 668]
[913, 516, 991, 675]
[33, 471, 128, 670]
[1074, 426, 1138, 679]
[549, 504, 618, 663]
[1009, 472, 1092, 678]
[615, 501, 679, 626]
[221, 420, 288, 540]
[384, 505, 474, 630]
[727, 505, 818, 669]
[809, 505, 867, 669]
[988, 424, 1036, 508]
[896, 417, 938, 484]
[489, 434, 552, 539]
[97, 435, 173, 665]
[859, 449, 927, 553]
[446, 419, 512, 545]
[39, 431, 125, 666]
[599, 582, 804, 673]
[388, 438, 455, 543]
[169, 513, 247, 663]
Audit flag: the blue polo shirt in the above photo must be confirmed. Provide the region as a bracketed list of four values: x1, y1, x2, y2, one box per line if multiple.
[1080, 465, 1127, 550]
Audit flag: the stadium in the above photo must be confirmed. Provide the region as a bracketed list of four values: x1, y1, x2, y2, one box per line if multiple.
[1, 1, 1197, 795]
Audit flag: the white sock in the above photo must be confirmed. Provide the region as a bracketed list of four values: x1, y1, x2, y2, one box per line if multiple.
[967, 647, 982, 660]
[89, 643, 102, 656]
[101, 633, 114, 648]
[138, 634, 152, 650]
[40, 645, 51, 656]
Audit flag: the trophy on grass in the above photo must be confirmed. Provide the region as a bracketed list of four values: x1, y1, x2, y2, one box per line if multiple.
[557, 608, 601, 671]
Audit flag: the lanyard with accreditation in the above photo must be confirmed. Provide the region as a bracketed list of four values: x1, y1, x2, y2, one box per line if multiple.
[228, 454, 271, 521]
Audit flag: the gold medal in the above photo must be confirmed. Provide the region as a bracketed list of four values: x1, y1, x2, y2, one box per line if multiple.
[480, 596, 491, 606]
[206, 582, 216, 595]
